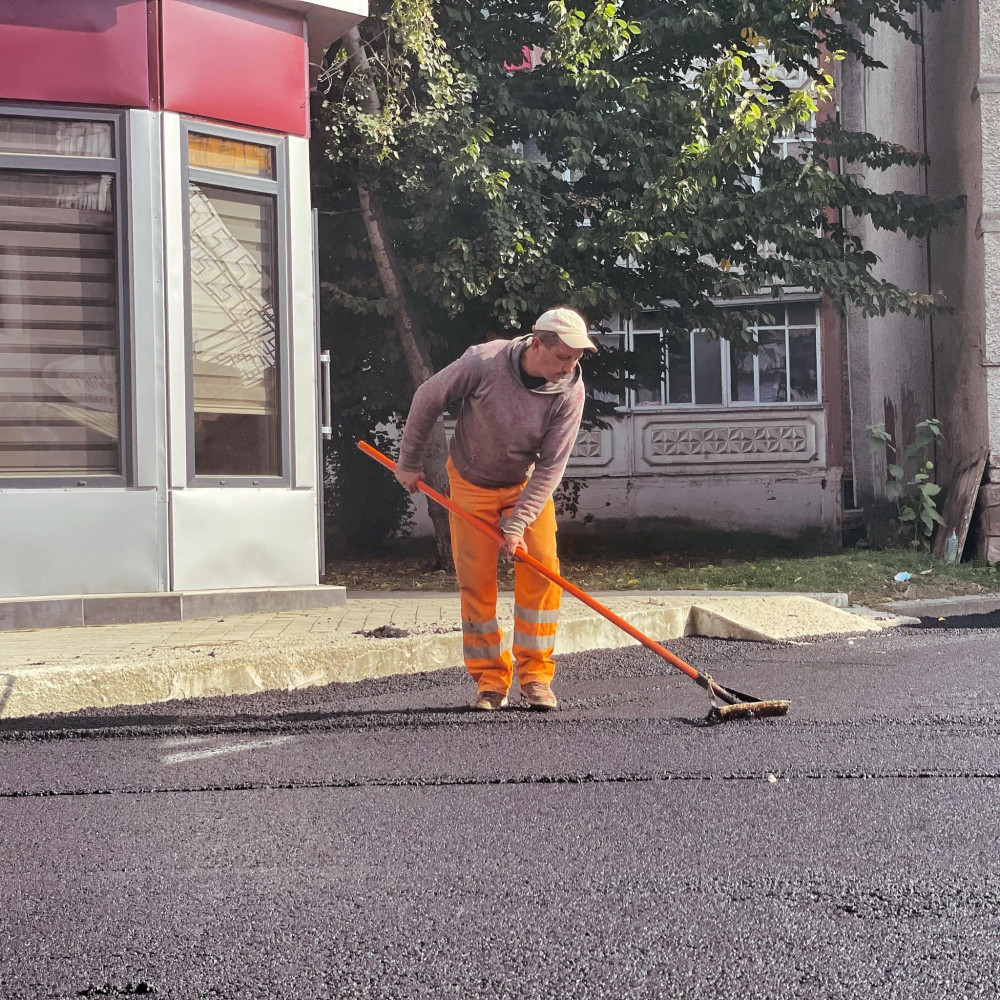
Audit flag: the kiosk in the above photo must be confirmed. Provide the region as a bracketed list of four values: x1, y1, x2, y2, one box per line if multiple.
[0, 0, 365, 624]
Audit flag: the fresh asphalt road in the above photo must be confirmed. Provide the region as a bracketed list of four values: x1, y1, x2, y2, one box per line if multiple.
[1, 619, 1000, 999]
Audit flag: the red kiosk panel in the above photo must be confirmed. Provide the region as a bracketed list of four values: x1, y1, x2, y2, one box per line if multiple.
[160, 0, 309, 137]
[0, 0, 151, 108]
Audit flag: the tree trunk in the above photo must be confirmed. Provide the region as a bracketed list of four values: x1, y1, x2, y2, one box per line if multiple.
[343, 28, 453, 571]
[864, 502, 897, 551]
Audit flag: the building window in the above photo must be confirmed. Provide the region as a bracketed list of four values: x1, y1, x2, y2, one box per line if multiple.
[185, 129, 285, 482]
[729, 302, 820, 404]
[622, 302, 820, 408]
[771, 116, 815, 163]
[0, 112, 124, 479]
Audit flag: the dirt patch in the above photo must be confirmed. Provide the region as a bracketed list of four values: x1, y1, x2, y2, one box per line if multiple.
[355, 625, 411, 639]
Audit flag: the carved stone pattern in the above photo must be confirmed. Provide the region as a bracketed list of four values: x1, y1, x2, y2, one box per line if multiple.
[571, 427, 605, 459]
[648, 424, 808, 457]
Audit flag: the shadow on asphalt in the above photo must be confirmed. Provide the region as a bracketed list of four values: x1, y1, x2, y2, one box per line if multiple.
[0, 703, 712, 739]
[0, 704, 500, 737]
[0, 639, 765, 739]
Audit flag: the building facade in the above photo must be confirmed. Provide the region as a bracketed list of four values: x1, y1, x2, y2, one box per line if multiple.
[841, 1, 999, 560]
[414, 65, 851, 545]
[565, 2, 1000, 557]
[547, 294, 845, 542]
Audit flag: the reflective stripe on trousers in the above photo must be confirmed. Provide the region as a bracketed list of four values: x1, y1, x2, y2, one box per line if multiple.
[462, 617, 504, 662]
[513, 602, 559, 653]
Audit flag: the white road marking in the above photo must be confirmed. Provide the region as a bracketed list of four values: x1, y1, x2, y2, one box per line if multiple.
[159, 736, 212, 748]
[162, 735, 293, 764]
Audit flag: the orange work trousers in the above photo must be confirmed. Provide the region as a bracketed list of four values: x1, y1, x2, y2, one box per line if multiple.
[447, 457, 562, 695]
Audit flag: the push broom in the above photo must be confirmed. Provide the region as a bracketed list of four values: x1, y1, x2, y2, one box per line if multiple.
[358, 441, 790, 722]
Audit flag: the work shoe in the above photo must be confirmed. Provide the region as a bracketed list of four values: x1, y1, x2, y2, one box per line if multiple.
[473, 690, 509, 711]
[520, 681, 558, 711]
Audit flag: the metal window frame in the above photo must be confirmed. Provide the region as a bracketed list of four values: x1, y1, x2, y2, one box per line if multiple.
[180, 119, 291, 489]
[0, 102, 131, 488]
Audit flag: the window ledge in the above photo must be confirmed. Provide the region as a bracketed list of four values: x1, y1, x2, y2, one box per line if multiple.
[614, 403, 824, 415]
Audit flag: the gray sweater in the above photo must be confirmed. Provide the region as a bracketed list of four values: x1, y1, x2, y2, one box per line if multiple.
[397, 336, 585, 536]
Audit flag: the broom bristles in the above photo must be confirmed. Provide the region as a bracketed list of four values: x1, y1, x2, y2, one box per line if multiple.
[709, 699, 791, 722]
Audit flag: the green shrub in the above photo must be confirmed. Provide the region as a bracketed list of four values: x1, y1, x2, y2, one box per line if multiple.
[867, 418, 945, 550]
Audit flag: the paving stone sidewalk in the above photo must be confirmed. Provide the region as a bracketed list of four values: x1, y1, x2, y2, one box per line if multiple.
[0, 595, 466, 671]
[0, 589, 859, 671]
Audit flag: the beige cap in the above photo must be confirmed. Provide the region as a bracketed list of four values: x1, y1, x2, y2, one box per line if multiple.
[532, 307, 597, 352]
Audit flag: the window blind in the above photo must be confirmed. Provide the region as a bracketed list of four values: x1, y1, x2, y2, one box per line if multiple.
[0, 170, 119, 475]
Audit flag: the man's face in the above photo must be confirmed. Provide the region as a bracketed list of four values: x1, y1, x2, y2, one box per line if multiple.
[531, 337, 586, 382]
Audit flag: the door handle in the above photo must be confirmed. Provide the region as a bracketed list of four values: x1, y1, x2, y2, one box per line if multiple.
[319, 350, 332, 439]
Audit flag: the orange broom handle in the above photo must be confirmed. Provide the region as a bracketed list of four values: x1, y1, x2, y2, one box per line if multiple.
[357, 440, 702, 683]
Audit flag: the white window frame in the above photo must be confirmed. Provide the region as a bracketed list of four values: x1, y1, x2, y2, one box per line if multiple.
[613, 300, 822, 410]
[772, 114, 816, 161]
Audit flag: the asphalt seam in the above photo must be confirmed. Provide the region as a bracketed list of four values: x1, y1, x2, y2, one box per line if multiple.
[5, 716, 999, 744]
[0, 711, 715, 742]
[4, 710, 998, 743]
[2, 770, 999, 800]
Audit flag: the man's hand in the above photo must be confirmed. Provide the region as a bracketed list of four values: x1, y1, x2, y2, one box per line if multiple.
[500, 531, 527, 561]
[394, 469, 423, 494]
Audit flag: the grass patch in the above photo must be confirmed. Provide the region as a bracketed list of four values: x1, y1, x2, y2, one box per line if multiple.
[325, 530, 1000, 607]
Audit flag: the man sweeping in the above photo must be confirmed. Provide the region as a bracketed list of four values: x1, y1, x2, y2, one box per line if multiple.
[394, 307, 596, 711]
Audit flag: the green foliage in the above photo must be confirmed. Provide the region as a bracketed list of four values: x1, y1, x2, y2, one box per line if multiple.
[316, 0, 960, 343]
[312, 0, 962, 542]
[867, 418, 946, 549]
[325, 419, 415, 555]
[328, 534, 1000, 609]
[317, 246, 415, 552]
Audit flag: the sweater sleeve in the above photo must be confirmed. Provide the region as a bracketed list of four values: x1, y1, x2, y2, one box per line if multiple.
[503, 385, 585, 537]
[396, 350, 484, 474]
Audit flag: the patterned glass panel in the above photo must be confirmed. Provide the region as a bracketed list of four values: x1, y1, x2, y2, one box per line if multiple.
[189, 183, 280, 476]
[0, 117, 113, 157]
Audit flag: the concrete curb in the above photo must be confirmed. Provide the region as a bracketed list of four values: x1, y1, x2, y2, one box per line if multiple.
[881, 593, 1000, 619]
[0, 594, 884, 721]
[348, 589, 852, 609]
